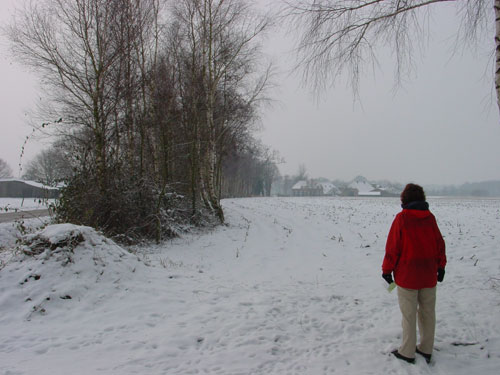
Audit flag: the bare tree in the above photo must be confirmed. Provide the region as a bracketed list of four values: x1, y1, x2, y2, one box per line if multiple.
[0, 158, 13, 178]
[297, 164, 308, 181]
[22, 145, 73, 186]
[282, 0, 497, 107]
[9, 0, 118, 190]
[197, 0, 271, 221]
[8, 0, 161, 190]
[169, 0, 272, 222]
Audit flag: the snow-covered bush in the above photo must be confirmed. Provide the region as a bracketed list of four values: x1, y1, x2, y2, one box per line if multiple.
[54, 168, 216, 243]
[20, 224, 85, 265]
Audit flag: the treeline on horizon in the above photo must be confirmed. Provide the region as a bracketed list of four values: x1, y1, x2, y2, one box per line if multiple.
[424, 181, 500, 197]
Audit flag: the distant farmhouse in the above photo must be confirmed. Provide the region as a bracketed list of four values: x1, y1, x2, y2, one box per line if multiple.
[286, 176, 398, 197]
[291, 180, 341, 197]
[0, 179, 60, 199]
[348, 176, 381, 196]
[291, 180, 323, 196]
[319, 182, 341, 196]
[347, 176, 398, 197]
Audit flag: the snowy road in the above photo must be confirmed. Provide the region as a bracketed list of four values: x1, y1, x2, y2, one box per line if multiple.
[0, 209, 50, 223]
[0, 197, 499, 374]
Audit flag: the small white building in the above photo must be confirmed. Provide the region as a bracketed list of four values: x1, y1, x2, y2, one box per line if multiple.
[319, 182, 340, 196]
[348, 176, 381, 196]
[292, 180, 323, 196]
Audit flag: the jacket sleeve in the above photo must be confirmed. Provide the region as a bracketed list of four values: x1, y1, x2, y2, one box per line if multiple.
[382, 214, 402, 274]
[433, 217, 446, 269]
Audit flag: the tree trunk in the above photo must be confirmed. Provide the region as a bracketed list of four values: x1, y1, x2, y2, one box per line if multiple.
[495, 0, 500, 112]
[206, 135, 224, 222]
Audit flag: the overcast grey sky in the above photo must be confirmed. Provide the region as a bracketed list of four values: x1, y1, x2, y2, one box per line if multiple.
[0, 0, 42, 177]
[1, 0, 500, 186]
[256, 1, 500, 185]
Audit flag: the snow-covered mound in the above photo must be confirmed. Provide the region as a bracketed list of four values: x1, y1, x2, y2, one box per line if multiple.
[0, 224, 142, 321]
[0, 197, 55, 211]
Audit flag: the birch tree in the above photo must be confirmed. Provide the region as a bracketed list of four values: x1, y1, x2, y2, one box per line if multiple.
[170, 0, 271, 222]
[282, 0, 498, 109]
[198, 0, 271, 222]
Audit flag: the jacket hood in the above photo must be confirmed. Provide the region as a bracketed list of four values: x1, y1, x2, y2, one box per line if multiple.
[401, 201, 432, 219]
[402, 201, 429, 210]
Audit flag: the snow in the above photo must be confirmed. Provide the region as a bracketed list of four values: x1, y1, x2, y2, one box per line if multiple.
[0, 197, 54, 211]
[1, 197, 499, 374]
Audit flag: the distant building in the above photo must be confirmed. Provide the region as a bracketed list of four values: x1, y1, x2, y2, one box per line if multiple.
[281, 176, 400, 197]
[0, 179, 59, 199]
[319, 182, 340, 196]
[341, 176, 399, 197]
[292, 180, 323, 196]
[348, 176, 377, 195]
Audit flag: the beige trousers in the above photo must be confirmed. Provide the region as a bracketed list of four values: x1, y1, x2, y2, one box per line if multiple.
[397, 286, 437, 358]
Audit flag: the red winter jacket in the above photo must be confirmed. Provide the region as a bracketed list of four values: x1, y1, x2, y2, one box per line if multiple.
[382, 208, 446, 289]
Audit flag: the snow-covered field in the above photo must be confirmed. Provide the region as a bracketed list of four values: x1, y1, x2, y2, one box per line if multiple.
[0, 198, 54, 211]
[0, 197, 499, 374]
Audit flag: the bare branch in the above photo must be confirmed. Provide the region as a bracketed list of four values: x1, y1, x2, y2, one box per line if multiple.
[280, 0, 491, 96]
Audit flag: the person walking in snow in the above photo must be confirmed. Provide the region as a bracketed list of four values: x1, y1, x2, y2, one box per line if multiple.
[382, 183, 446, 364]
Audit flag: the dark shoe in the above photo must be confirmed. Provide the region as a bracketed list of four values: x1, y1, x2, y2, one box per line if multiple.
[391, 349, 415, 364]
[416, 347, 432, 364]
